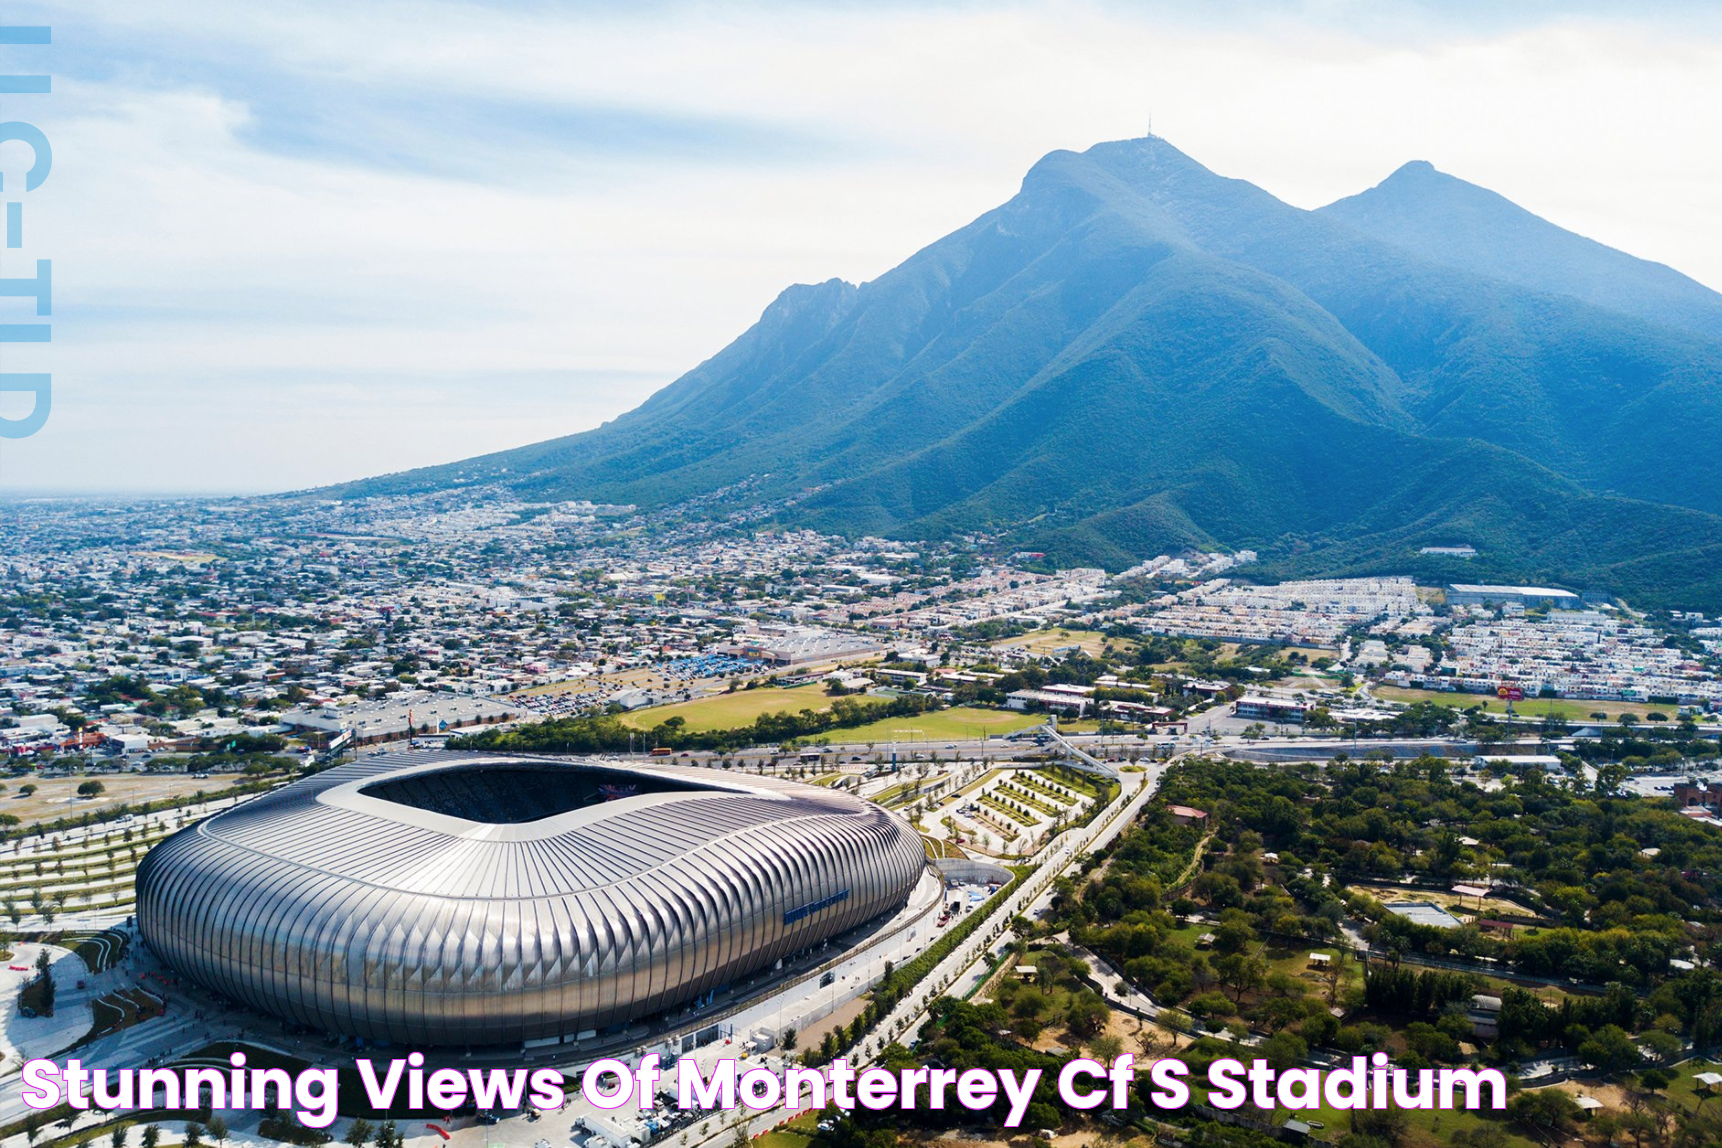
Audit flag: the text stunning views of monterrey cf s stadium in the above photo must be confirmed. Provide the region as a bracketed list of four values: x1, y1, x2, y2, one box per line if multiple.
[135, 752, 926, 1046]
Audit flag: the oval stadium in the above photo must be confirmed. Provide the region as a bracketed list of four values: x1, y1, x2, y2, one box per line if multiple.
[135, 751, 927, 1047]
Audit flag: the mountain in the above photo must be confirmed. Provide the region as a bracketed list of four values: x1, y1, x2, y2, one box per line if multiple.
[1320, 160, 1722, 341]
[331, 138, 1722, 609]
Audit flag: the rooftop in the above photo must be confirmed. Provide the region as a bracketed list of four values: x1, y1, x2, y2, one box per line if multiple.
[1449, 584, 1579, 598]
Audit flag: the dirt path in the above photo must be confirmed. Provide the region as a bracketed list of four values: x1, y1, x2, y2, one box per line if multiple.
[1171, 831, 1216, 890]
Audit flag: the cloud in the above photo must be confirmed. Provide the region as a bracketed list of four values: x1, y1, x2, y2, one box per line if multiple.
[1, 1, 1719, 492]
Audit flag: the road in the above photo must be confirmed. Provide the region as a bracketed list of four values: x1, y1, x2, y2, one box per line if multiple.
[675, 755, 1176, 1148]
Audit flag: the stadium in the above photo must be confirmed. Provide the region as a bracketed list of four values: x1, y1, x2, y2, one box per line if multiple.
[135, 751, 927, 1047]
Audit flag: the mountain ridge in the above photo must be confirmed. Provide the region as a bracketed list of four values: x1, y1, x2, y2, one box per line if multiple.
[326, 137, 1722, 608]
[1320, 159, 1722, 340]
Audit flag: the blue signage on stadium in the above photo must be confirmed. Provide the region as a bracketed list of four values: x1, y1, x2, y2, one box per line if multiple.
[784, 888, 850, 925]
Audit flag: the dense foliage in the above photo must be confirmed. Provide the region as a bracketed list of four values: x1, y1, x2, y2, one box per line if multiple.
[1043, 756, 1719, 1065]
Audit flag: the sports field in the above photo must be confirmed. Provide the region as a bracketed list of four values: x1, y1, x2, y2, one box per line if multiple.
[619, 684, 832, 733]
[836, 707, 1041, 743]
[991, 628, 1114, 657]
[621, 687, 1044, 742]
[5, 771, 252, 826]
[1373, 685, 1683, 722]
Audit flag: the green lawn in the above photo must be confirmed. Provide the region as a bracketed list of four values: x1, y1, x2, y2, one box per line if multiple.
[620, 684, 833, 733]
[995, 782, 1063, 816]
[755, 1110, 821, 1148]
[1373, 685, 1681, 722]
[836, 706, 1042, 743]
[1244, 1091, 1532, 1148]
[1663, 1057, 1722, 1112]
[980, 793, 1038, 826]
[1164, 921, 1211, 947]
[1259, 941, 1362, 997]
[952, 768, 1003, 799]
[876, 780, 943, 807]
[622, 692, 1043, 743]
[1016, 774, 1077, 805]
[1040, 765, 1101, 797]
[1180, 1067, 1532, 1148]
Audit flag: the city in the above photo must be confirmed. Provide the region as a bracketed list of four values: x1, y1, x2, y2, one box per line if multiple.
[0, 490, 1716, 1148]
[6, 5, 1722, 1148]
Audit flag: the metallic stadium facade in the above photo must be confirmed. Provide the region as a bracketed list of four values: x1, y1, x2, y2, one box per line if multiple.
[135, 751, 926, 1047]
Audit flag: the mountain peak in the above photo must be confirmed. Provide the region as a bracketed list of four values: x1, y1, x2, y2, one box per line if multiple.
[1321, 160, 1722, 339]
[1387, 159, 1440, 178]
[1022, 135, 1214, 188]
[329, 136, 1722, 608]
[1344, 159, 1506, 212]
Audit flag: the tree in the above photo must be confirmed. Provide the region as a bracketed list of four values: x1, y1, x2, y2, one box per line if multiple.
[1349, 1104, 1410, 1148]
[1261, 1030, 1308, 1072]
[206, 1116, 228, 1147]
[1638, 1029, 1683, 1063]
[77, 780, 106, 798]
[110, 1125, 129, 1148]
[343, 1118, 373, 1148]
[1089, 1033, 1124, 1063]
[1214, 952, 1266, 1002]
[140, 1127, 160, 1148]
[1673, 1107, 1722, 1148]
[1322, 950, 1348, 1005]
[1450, 1127, 1507, 1148]
[183, 1124, 204, 1148]
[1065, 990, 1111, 1038]
[1579, 1024, 1641, 1074]
[780, 1026, 797, 1051]
[1639, 1068, 1675, 1095]
[1507, 1089, 1581, 1140]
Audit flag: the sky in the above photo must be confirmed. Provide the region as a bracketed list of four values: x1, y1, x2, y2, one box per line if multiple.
[1, 0, 1720, 494]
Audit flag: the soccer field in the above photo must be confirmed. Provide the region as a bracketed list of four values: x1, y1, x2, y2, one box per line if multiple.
[620, 683, 833, 733]
[836, 707, 1042, 743]
[1372, 685, 1680, 722]
[622, 689, 1042, 742]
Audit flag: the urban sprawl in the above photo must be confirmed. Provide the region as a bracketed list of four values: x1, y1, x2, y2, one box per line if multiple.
[0, 491, 1717, 1148]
